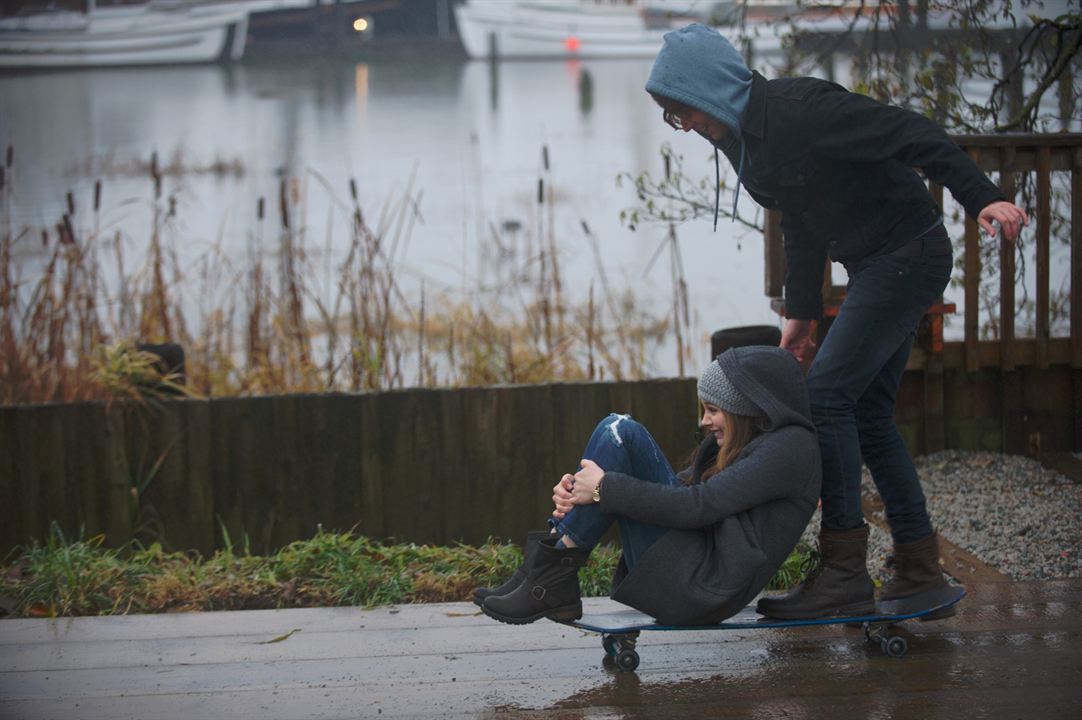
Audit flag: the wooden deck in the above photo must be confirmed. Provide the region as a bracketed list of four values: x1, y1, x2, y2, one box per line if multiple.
[2, 579, 1080, 719]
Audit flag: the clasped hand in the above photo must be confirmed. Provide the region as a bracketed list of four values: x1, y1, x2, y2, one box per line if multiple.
[551, 459, 604, 519]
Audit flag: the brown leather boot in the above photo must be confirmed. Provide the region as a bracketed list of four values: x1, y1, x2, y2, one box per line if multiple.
[472, 530, 551, 607]
[879, 532, 956, 618]
[756, 525, 876, 619]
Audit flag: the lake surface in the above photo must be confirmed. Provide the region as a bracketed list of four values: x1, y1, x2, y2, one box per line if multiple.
[1, 47, 1070, 377]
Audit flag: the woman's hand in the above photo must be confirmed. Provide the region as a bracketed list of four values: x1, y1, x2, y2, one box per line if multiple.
[552, 474, 575, 519]
[570, 459, 605, 505]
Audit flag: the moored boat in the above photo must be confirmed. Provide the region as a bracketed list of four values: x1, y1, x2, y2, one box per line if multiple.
[454, 0, 701, 60]
[452, 0, 803, 60]
[0, 0, 251, 68]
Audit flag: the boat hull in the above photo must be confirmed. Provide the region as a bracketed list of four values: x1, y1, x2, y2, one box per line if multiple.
[0, 6, 249, 68]
[455, 1, 677, 59]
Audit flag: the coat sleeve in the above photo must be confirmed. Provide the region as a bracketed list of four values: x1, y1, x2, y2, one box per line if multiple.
[599, 430, 813, 529]
[781, 211, 828, 320]
[804, 88, 1004, 221]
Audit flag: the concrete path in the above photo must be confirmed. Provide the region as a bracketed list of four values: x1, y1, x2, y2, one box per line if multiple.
[2, 579, 1080, 719]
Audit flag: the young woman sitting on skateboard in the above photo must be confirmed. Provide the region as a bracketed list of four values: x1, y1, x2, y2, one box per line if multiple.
[475, 345, 821, 626]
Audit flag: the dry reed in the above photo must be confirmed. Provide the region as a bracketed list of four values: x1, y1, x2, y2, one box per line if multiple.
[1, 145, 687, 403]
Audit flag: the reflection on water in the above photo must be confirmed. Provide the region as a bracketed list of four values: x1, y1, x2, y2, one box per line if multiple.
[1, 54, 777, 376]
[16, 40, 1071, 374]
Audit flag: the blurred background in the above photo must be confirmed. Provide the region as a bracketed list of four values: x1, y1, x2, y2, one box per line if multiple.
[1, 1, 1078, 394]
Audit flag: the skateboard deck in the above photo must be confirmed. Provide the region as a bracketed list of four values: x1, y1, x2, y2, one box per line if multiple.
[562, 584, 965, 671]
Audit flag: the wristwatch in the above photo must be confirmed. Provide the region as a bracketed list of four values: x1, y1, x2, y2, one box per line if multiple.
[592, 479, 601, 503]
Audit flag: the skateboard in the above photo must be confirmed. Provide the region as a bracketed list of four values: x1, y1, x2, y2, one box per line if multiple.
[561, 584, 966, 672]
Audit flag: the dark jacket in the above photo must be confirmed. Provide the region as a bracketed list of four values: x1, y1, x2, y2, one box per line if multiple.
[598, 346, 821, 625]
[723, 72, 1004, 319]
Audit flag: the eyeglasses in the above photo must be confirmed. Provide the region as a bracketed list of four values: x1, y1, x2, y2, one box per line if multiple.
[662, 109, 691, 131]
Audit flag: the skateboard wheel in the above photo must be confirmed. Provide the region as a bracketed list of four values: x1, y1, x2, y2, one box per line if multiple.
[602, 634, 620, 657]
[615, 648, 640, 672]
[883, 636, 908, 658]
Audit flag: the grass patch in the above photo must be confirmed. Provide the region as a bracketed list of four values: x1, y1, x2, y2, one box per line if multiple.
[1, 524, 809, 619]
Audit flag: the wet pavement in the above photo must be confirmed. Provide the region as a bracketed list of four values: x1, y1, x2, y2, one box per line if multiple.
[1, 579, 1079, 719]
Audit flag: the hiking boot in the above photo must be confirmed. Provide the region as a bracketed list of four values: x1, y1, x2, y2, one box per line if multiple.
[472, 530, 551, 607]
[879, 532, 957, 619]
[481, 538, 588, 625]
[756, 525, 876, 620]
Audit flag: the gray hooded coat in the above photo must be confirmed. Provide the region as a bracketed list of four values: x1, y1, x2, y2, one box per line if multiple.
[599, 346, 820, 625]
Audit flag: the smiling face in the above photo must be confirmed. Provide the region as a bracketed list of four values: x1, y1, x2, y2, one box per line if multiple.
[700, 401, 729, 446]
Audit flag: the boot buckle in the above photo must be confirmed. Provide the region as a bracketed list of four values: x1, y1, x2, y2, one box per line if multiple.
[530, 585, 547, 600]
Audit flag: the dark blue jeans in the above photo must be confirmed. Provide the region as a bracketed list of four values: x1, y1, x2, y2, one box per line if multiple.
[550, 414, 680, 569]
[808, 252, 952, 544]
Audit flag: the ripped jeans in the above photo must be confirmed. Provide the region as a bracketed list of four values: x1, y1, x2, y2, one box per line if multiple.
[549, 413, 681, 570]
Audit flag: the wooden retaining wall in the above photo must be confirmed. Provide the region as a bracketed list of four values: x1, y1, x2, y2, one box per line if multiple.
[3, 361, 1079, 558]
[0, 380, 700, 557]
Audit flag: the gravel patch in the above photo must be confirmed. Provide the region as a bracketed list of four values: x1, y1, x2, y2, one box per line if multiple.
[796, 450, 1082, 583]
[915, 450, 1082, 580]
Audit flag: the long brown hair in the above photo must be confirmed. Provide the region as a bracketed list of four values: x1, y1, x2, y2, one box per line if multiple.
[689, 408, 765, 484]
[714, 410, 763, 473]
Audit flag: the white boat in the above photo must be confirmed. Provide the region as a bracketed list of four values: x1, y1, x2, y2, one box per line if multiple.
[0, 0, 253, 68]
[453, 0, 706, 60]
[453, 0, 800, 60]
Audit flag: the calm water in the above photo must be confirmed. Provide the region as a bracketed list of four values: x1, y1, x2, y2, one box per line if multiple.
[3, 54, 786, 375]
[1, 49, 1070, 376]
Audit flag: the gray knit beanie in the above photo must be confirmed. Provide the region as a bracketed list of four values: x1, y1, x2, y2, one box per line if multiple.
[697, 358, 760, 417]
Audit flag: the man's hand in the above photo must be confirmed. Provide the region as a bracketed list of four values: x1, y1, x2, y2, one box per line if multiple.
[781, 318, 817, 364]
[978, 200, 1029, 242]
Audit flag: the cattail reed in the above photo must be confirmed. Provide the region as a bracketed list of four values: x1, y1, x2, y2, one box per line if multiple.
[278, 180, 290, 230]
[150, 151, 161, 200]
[3, 159, 683, 403]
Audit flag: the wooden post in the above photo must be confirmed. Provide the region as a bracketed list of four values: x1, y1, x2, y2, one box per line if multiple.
[763, 209, 785, 298]
[964, 150, 982, 372]
[1073, 148, 1082, 449]
[1036, 146, 1051, 370]
[923, 348, 946, 454]
[998, 146, 1017, 371]
[998, 146, 1023, 453]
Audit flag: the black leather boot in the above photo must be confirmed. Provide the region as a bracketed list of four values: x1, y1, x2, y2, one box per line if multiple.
[879, 532, 957, 619]
[756, 525, 876, 619]
[472, 530, 551, 607]
[481, 538, 588, 625]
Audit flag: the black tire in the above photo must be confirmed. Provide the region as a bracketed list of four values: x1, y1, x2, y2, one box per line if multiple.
[615, 648, 640, 672]
[884, 636, 908, 658]
[602, 634, 620, 657]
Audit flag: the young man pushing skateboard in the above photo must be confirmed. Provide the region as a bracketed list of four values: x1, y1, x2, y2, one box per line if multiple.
[646, 24, 1028, 618]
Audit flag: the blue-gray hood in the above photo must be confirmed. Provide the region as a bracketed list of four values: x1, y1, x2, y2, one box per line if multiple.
[646, 23, 753, 228]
